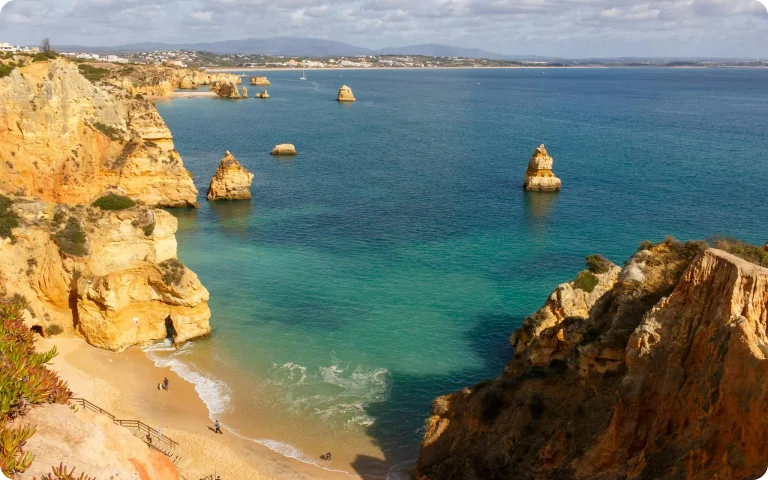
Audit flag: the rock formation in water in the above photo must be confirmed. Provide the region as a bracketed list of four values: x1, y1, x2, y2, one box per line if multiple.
[250, 76, 271, 86]
[523, 144, 562, 192]
[0, 60, 198, 207]
[270, 144, 297, 156]
[0, 197, 211, 351]
[337, 85, 356, 102]
[255, 90, 270, 99]
[415, 240, 768, 480]
[207, 151, 254, 201]
[241, 87, 248, 98]
[208, 73, 241, 86]
[211, 79, 242, 99]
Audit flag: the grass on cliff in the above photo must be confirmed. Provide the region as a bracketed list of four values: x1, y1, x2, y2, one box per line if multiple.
[91, 122, 123, 142]
[710, 236, 768, 267]
[159, 258, 186, 287]
[585, 254, 612, 274]
[0, 63, 17, 79]
[53, 217, 87, 257]
[0, 296, 72, 477]
[573, 271, 600, 293]
[0, 195, 19, 240]
[77, 64, 109, 83]
[92, 194, 135, 211]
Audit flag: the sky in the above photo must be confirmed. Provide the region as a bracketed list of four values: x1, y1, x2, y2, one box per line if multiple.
[0, 0, 767, 58]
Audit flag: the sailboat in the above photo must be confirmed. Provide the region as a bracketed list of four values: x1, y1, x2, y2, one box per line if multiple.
[300, 70, 307, 81]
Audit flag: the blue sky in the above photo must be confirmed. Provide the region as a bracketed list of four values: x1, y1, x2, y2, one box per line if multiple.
[1, 0, 767, 57]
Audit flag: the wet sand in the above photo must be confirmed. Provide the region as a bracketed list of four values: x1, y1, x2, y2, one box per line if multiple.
[38, 337, 360, 480]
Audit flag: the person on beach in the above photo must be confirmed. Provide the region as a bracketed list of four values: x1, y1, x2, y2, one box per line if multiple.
[321, 452, 332, 461]
[214, 420, 222, 434]
[163, 377, 169, 391]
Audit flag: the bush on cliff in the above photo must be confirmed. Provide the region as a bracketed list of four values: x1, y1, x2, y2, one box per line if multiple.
[0, 297, 72, 477]
[0, 63, 17, 79]
[77, 64, 109, 83]
[53, 217, 87, 257]
[574, 271, 599, 293]
[711, 236, 768, 267]
[159, 259, 186, 287]
[92, 194, 135, 211]
[585, 255, 612, 274]
[91, 122, 122, 141]
[0, 195, 19, 240]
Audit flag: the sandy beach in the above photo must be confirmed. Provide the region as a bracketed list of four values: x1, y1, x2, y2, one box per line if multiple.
[169, 91, 218, 98]
[37, 337, 361, 480]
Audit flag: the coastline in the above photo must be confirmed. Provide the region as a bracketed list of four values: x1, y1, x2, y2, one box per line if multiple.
[204, 65, 768, 73]
[37, 336, 361, 480]
[169, 91, 218, 98]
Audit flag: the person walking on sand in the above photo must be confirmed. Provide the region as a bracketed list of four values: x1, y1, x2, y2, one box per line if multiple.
[163, 377, 169, 391]
[214, 420, 222, 434]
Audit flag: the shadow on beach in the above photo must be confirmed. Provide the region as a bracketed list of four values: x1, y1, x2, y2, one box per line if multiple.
[351, 312, 520, 479]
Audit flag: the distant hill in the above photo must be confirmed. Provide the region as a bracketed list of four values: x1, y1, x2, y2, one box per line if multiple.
[56, 37, 531, 60]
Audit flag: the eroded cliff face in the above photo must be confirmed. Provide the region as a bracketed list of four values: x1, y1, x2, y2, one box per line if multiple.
[207, 151, 254, 201]
[0, 60, 198, 207]
[104, 65, 210, 96]
[416, 242, 768, 480]
[0, 198, 210, 352]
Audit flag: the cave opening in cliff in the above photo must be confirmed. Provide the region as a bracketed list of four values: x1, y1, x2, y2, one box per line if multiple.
[164, 316, 177, 343]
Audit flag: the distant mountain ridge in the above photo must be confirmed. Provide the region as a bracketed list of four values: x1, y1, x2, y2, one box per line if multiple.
[55, 36, 550, 60]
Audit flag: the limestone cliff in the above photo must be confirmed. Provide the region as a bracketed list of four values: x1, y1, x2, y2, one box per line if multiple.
[211, 80, 242, 99]
[104, 64, 210, 96]
[207, 151, 254, 201]
[416, 240, 768, 480]
[249, 76, 271, 86]
[0, 60, 198, 207]
[523, 144, 562, 192]
[0, 197, 211, 352]
[337, 85, 356, 102]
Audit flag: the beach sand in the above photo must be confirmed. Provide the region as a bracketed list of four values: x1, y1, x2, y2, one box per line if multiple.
[37, 337, 360, 480]
[169, 91, 218, 98]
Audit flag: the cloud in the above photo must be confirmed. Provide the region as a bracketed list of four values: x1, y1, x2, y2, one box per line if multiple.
[0, 0, 766, 57]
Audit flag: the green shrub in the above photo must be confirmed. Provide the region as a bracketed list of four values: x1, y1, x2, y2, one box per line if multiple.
[53, 217, 87, 257]
[44, 324, 63, 337]
[574, 271, 599, 293]
[0, 300, 72, 477]
[585, 254, 611, 274]
[711, 236, 768, 267]
[77, 64, 109, 83]
[0, 194, 19, 240]
[91, 122, 122, 141]
[0, 63, 17, 79]
[32, 53, 50, 63]
[143, 222, 155, 236]
[35, 463, 96, 480]
[159, 258, 186, 286]
[91, 194, 135, 211]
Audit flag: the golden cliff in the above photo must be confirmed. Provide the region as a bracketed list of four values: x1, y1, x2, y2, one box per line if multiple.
[207, 151, 254, 201]
[0, 60, 198, 207]
[523, 144, 562, 192]
[104, 64, 210, 96]
[416, 240, 768, 480]
[0, 196, 211, 352]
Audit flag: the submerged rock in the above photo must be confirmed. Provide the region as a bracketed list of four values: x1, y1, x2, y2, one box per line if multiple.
[270, 144, 297, 156]
[337, 85, 356, 102]
[207, 151, 254, 201]
[523, 144, 562, 192]
[250, 76, 271, 86]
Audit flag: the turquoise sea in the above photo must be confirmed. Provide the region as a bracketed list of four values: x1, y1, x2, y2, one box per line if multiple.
[152, 68, 768, 478]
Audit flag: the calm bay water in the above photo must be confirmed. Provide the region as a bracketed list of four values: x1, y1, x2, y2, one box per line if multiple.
[152, 68, 768, 477]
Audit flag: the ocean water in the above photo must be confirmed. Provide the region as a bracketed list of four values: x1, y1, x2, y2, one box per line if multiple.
[152, 68, 768, 477]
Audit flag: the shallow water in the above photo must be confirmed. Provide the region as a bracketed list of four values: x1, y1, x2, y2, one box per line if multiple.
[152, 68, 768, 477]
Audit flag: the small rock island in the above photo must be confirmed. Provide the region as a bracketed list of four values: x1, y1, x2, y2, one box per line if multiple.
[255, 90, 270, 99]
[270, 144, 297, 156]
[337, 85, 356, 102]
[207, 151, 255, 201]
[250, 76, 271, 86]
[523, 144, 562, 192]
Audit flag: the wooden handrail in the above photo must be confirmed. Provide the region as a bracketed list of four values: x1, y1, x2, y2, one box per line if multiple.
[70, 397, 179, 449]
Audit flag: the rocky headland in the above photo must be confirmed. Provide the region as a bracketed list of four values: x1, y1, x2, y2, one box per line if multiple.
[250, 76, 271, 86]
[523, 144, 562, 192]
[207, 151, 255, 201]
[270, 144, 297, 156]
[0, 60, 198, 207]
[416, 239, 768, 479]
[104, 64, 210, 97]
[337, 85, 356, 102]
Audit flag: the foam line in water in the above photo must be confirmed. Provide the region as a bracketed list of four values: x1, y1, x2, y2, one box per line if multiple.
[143, 342, 231, 417]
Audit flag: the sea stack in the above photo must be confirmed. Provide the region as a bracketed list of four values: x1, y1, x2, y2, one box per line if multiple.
[337, 85, 356, 102]
[255, 90, 270, 99]
[250, 76, 271, 86]
[523, 144, 562, 192]
[241, 87, 248, 98]
[270, 144, 297, 156]
[211, 80, 241, 98]
[207, 151, 255, 201]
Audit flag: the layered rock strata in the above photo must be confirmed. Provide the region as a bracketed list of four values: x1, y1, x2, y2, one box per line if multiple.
[207, 151, 254, 201]
[337, 85, 356, 102]
[0, 60, 198, 207]
[416, 241, 768, 480]
[0, 198, 211, 351]
[250, 76, 271, 86]
[270, 144, 297, 156]
[523, 144, 562, 192]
